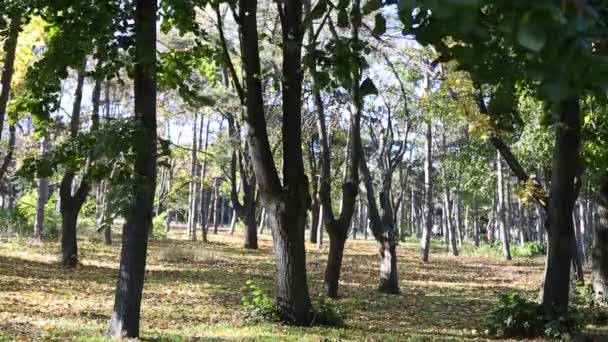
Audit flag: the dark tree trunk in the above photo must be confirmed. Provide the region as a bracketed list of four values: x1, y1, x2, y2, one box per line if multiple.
[187, 112, 199, 240]
[324, 229, 347, 298]
[0, 14, 19, 144]
[107, 0, 157, 337]
[198, 116, 210, 242]
[243, 207, 258, 249]
[237, 0, 313, 323]
[310, 197, 319, 243]
[60, 65, 90, 267]
[541, 96, 581, 312]
[313, 0, 361, 298]
[60, 202, 78, 267]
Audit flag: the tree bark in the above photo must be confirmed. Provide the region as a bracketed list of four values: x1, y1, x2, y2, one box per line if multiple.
[496, 150, 512, 261]
[237, 0, 313, 323]
[33, 136, 50, 242]
[187, 112, 199, 240]
[541, 96, 581, 312]
[60, 66, 89, 268]
[0, 14, 19, 146]
[420, 120, 433, 261]
[198, 115, 210, 242]
[593, 180, 608, 306]
[474, 198, 481, 246]
[107, 0, 157, 336]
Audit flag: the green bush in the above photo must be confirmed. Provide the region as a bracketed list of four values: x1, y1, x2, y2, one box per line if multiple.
[151, 212, 168, 240]
[312, 297, 344, 326]
[511, 242, 546, 258]
[15, 191, 61, 240]
[0, 208, 28, 236]
[241, 280, 279, 322]
[241, 280, 345, 326]
[483, 293, 582, 340]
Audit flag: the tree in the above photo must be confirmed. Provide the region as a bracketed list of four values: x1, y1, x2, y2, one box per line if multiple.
[107, 0, 157, 336]
[0, 14, 20, 182]
[59, 65, 93, 268]
[235, 0, 313, 323]
[400, 0, 608, 312]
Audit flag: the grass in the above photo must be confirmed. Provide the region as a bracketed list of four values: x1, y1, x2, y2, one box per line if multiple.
[0, 228, 602, 341]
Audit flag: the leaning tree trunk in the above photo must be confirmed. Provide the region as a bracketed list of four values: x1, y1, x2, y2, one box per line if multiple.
[541, 96, 581, 312]
[593, 180, 608, 306]
[107, 0, 157, 337]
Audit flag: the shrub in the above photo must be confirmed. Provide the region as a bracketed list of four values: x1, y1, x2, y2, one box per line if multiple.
[15, 191, 61, 240]
[312, 297, 344, 326]
[241, 280, 345, 326]
[483, 293, 583, 340]
[0, 208, 28, 236]
[241, 280, 279, 322]
[151, 212, 168, 240]
[511, 242, 546, 258]
[158, 246, 213, 263]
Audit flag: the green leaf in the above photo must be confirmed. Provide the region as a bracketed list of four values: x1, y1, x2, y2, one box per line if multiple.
[517, 11, 547, 52]
[372, 13, 386, 36]
[360, 77, 378, 97]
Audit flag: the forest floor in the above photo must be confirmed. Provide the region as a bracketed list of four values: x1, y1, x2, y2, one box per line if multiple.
[0, 228, 605, 341]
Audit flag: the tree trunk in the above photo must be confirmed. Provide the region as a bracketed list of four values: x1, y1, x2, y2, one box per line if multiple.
[420, 120, 433, 262]
[593, 180, 608, 306]
[445, 190, 458, 256]
[541, 96, 581, 312]
[213, 181, 220, 234]
[187, 112, 199, 240]
[60, 203, 78, 267]
[0, 14, 19, 146]
[33, 135, 50, 242]
[473, 197, 480, 246]
[198, 115, 210, 242]
[60, 65, 88, 268]
[324, 230, 347, 298]
[310, 198, 319, 243]
[237, 0, 313, 324]
[497, 151, 512, 260]
[577, 200, 586, 259]
[229, 209, 237, 234]
[316, 205, 324, 248]
[107, 0, 157, 336]
[243, 207, 257, 249]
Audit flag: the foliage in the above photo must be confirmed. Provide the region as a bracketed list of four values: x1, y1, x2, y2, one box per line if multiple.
[511, 242, 546, 258]
[15, 191, 60, 240]
[483, 293, 583, 340]
[462, 241, 545, 259]
[241, 280, 279, 323]
[312, 297, 344, 327]
[0, 209, 28, 237]
[151, 212, 168, 240]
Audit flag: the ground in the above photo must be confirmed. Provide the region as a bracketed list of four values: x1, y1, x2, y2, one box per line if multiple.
[0, 228, 597, 341]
